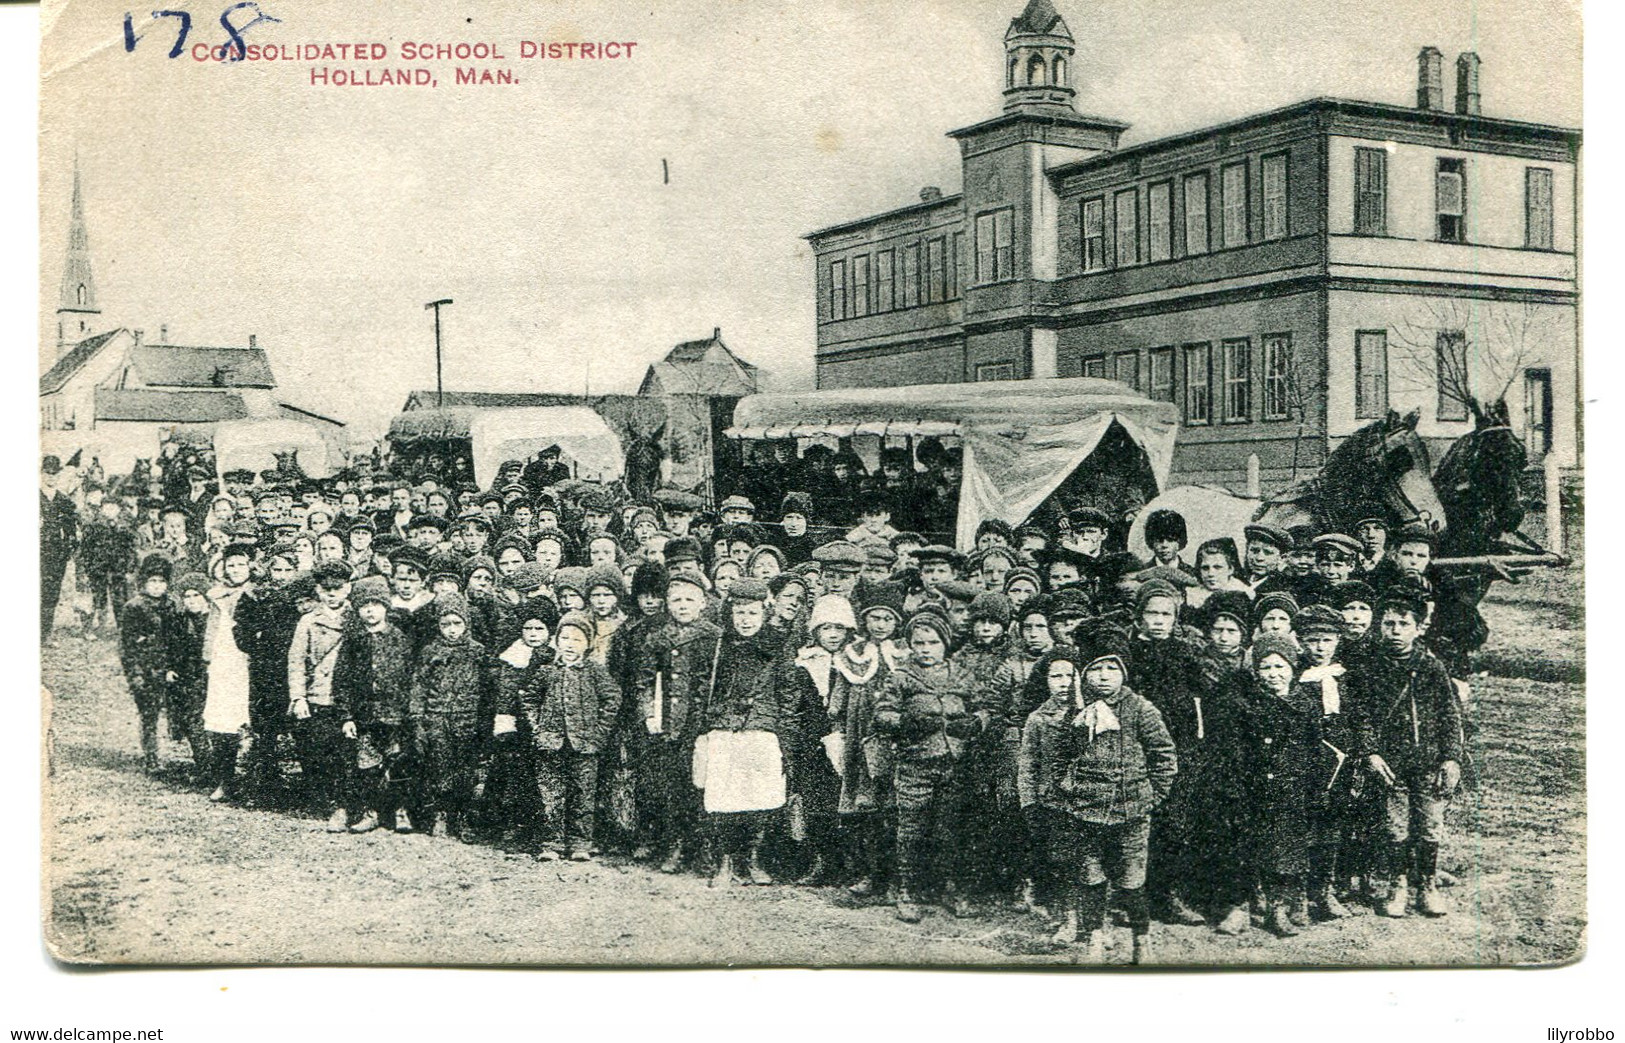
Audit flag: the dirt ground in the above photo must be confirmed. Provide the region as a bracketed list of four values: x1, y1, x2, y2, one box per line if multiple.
[41, 569, 1585, 968]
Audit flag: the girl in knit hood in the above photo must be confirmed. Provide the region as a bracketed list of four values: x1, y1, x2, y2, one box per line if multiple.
[1017, 624, 1177, 963]
[789, 593, 857, 886]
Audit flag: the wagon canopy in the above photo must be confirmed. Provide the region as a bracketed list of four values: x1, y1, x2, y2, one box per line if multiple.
[214, 418, 334, 479]
[727, 377, 1179, 546]
[467, 407, 624, 488]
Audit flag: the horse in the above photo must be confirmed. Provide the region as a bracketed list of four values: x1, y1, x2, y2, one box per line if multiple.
[1432, 398, 1529, 560]
[1127, 410, 1447, 556]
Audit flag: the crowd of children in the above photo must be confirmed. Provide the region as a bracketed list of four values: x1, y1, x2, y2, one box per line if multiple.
[45, 446, 1473, 962]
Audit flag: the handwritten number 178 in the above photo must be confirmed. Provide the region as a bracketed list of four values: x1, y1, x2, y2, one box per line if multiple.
[123, 3, 280, 60]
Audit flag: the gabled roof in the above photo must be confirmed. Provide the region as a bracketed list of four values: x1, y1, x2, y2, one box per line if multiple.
[94, 388, 248, 423]
[39, 328, 121, 395]
[129, 344, 276, 389]
[639, 330, 761, 397]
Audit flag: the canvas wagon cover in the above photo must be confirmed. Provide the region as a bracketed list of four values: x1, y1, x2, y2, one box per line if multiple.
[468, 407, 624, 487]
[727, 377, 1179, 546]
[214, 418, 334, 478]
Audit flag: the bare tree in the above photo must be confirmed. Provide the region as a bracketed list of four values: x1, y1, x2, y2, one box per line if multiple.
[1388, 298, 1554, 421]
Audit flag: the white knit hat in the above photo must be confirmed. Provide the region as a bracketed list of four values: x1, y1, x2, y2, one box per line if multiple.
[806, 593, 857, 633]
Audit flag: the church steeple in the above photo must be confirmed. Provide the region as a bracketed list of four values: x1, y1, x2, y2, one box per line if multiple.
[56, 160, 101, 356]
[1003, 0, 1077, 114]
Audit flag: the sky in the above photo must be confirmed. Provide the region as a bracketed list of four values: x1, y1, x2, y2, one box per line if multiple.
[39, 0, 1582, 437]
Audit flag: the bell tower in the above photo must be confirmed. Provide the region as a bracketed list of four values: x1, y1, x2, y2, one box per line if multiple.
[1003, 0, 1077, 114]
[56, 160, 101, 356]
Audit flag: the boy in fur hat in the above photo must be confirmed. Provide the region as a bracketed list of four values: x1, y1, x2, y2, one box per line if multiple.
[1018, 626, 1177, 963]
[409, 593, 497, 839]
[1140, 508, 1197, 581]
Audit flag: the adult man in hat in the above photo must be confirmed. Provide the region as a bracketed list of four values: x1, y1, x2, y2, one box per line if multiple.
[522, 444, 571, 495]
[718, 494, 756, 527]
[775, 491, 816, 565]
[40, 455, 79, 640]
[653, 488, 702, 538]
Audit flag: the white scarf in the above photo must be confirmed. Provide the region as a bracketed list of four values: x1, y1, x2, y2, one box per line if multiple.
[1074, 696, 1121, 740]
[795, 646, 835, 706]
[1300, 663, 1346, 715]
[499, 640, 535, 669]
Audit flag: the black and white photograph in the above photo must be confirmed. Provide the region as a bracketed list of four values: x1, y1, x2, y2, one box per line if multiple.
[31, 0, 1591, 981]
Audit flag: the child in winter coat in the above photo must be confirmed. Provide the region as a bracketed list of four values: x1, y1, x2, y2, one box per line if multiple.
[1017, 626, 1177, 964]
[81, 498, 136, 631]
[333, 575, 418, 834]
[696, 579, 799, 887]
[119, 554, 180, 773]
[516, 611, 621, 861]
[828, 592, 909, 899]
[789, 593, 858, 886]
[287, 561, 363, 831]
[873, 610, 992, 923]
[1296, 604, 1358, 922]
[168, 572, 216, 780]
[409, 593, 497, 839]
[950, 591, 1016, 905]
[201, 543, 256, 802]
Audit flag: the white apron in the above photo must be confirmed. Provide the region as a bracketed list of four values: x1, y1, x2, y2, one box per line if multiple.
[202, 585, 252, 734]
[694, 730, 786, 814]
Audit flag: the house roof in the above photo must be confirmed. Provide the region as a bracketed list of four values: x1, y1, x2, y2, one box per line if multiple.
[277, 401, 347, 427]
[639, 331, 761, 397]
[129, 344, 277, 389]
[94, 388, 249, 423]
[39, 329, 121, 395]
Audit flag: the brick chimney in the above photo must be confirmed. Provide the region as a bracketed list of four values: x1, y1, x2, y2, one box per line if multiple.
[920, 186, 943, 202]
[1455, 52, 1481, 115]
[712, 327, 720, 340]
[248, 334, 257, 348]
[159, 324, 168, 343]
[133, 329, 143, 346]
[1417, 46, 1444, 110]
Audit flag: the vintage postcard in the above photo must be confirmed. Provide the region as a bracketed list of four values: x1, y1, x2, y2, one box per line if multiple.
[39, 0, 1583, 967]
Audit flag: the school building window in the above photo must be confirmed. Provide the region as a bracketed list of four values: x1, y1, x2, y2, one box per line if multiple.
[977, 361, 1017, 381]
[1114, 351, 1141, 391]
[1355, 330, 1389, 419]
[901, 242, 920, 307]
[850, 254, 870, 318]
[1526, 167, 1554, 249]
[1524, 367, 1553, 455]
[1261, 153, 1288, 241]
[975, 208, 1014, 283]
[1354, 147, 1387, 236]
[1147, 182, 1172, 262]
[1184, 343, 1212, 425]
[1436, 158, 1466, 243]
[875, 249, 895, 312]
[950, 232, 964, 298]
[1114, 189, 1139, 266]
[1262, 333, 1292, 420]
[1081, 354, 1107, 379]
[1221, 338, 1251, 423]
[1221, 162, 1248, 247]
[1183, 173, 1209, 255]
[1149, 346, 1175, 403]
[828, 259, 846, 320]
[1436, 330, 1469, 420]
[1081, 197, 1106, 271]
[926, 237, 946, 303]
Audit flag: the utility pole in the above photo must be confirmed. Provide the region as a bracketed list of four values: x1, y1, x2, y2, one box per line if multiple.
[425, 298, 453, 407]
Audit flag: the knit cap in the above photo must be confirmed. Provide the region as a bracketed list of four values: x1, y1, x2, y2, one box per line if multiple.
[1252, 633, 1299, 670]
[1296, 603, 1345, 637]
[1254, 590, 1301, 627]
[968, 591, 1012, 627]
[553, 566, 590, 598]
[585, 564, 626, 599]
[1002, 566, 1042, 593]
[434, 592, 470, 623]
[904, 610, 952, 649]
[517, 595, 561, 634]
[1202, 590, 1253, 630]
[175, 572, 211, 596]
[807, 593, 857, 632]
[1134, 578, 1183, 613]
[462, 554, 499, 583]
[556, 609, 596, 644]
[351, 575, 392, 609]
[507, 562, 551, 593]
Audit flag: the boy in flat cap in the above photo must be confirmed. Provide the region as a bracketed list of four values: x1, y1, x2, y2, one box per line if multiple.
[333, 575, 417, 834]
[1242, 523, 1292, 593]
[1349, 581, 1463, 919]
[120, 554, 181, 773]
[233, 544, 307, 804]
[287, 561, 363, 831]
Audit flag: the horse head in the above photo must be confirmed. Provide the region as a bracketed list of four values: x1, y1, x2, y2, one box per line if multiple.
[1319, 412, 1445, 536]
[1434, 399, 1528, 556]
